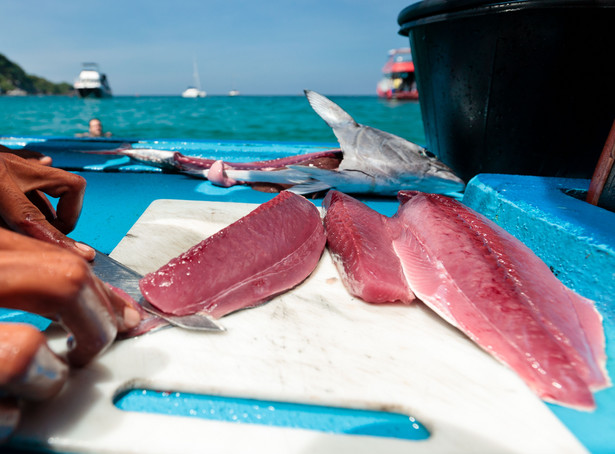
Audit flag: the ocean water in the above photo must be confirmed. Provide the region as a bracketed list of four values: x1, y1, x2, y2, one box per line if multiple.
[0, 95, 425, 146]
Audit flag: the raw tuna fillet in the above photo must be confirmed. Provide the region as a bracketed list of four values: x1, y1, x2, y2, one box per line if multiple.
[393, 190, 609, 410]
[322, 190, 415, 304]
[139, 191, 326, 318]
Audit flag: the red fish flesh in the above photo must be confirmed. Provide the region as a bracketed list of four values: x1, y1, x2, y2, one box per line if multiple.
[322, 191, 415, 304]
[139, 191, 326, 318]
[393, 191, 609, 409]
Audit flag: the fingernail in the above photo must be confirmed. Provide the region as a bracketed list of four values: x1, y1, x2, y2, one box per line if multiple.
[123, 307, 141, 328]
[74, 242, 95, 257]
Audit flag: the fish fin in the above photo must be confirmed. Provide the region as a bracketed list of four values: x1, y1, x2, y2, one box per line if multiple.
[286, 165, 340, 183]
[286, 164, 335, 176]
[288, 180, 332, 195]
[304, 90, 358, 128]
[275, 165, 333, 194]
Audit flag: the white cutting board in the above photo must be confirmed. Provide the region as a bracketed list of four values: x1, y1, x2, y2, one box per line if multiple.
[14, 199, 587, 454]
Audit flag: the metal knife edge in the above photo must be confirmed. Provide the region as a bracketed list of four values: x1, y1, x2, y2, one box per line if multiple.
[92, 250, 225, 332]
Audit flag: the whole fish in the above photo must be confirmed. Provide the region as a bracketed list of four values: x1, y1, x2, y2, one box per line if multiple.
[119, 147, 342, 192]
[118, 91, 464, 196]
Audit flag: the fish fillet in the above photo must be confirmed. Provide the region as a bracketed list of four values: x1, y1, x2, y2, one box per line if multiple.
[393, 191, 609, 410]
[322, 190, 415, 304]
[139, 191, 326, 318]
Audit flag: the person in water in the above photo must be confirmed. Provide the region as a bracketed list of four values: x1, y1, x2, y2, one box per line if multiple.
[0, 146, 140, 441]
[76, 118, 112, 138]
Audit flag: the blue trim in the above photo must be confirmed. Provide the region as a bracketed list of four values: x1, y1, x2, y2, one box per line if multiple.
[114, 389, 430, 440]
[463, 174, 615, 454]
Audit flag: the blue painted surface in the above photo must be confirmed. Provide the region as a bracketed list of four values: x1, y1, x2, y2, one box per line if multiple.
[3, 139, 615, 452]
[114, 389, 430, 440]
[1, 136, 338, 171]
[463, 174, 615, 454]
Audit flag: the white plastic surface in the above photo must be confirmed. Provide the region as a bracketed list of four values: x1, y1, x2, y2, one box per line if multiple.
[12, 199, 586, 454]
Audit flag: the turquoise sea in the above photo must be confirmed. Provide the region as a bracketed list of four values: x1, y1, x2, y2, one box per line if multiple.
[0, 95, 426, 146]
[0, 93, 427, 252]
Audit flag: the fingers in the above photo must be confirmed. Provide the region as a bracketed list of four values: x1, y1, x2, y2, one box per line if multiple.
[0, 155, 94, 260]
[0, 154, 87, 233]
[0, 193, 94, 261]
[0, 250, 117, 366]
[0, 324, 68, 401]
[0, 239, 141, 366]
[0, 228, 66, 253]
[60, 285, 119, 367]
[0, 323, 68, 443]
[101, 283, 143, 333]
[26, 189, 57, 224]
[0, 147, 53, 166]
[59, 273, 141, 365]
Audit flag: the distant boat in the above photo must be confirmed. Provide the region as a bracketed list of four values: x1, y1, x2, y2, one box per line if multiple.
[182, 59, 206, 98]
[74, 63, 112, 98]
[5, 88, 27, 97]
[182, 87, 206, 98]
[376, 48, 418, 101]
[228, 89, 240, 97]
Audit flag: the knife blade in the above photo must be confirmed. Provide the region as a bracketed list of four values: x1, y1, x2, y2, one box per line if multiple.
[91, 250, 225, 332]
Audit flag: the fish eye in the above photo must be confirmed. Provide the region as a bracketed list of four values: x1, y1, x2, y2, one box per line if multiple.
[424, 150, 436, 158]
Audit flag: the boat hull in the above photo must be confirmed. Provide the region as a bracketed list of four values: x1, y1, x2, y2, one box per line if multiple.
[77, 87, 111, 99]
[376, 48, 419, 101]
[181, 88, 206, 98]
[377, 87, 419, 101]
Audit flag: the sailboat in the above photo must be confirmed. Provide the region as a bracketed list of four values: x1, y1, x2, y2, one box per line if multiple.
[182, 59, 206, 98]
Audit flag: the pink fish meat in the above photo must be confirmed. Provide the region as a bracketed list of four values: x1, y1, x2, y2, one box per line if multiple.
[139, 191, 326, 318]
[322, 190, 415, 304]
[393, 191, 609, 409]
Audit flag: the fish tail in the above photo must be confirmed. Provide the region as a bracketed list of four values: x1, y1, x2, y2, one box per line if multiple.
[304, 90, 357, 129]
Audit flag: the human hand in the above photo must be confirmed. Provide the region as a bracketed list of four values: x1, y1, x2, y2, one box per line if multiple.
[0, 229, 142, 367]
[0, 144, 53, 166]
[0, 323, 68, 442]
[0, 230, 142, 442]
[0, 152, 94, 261]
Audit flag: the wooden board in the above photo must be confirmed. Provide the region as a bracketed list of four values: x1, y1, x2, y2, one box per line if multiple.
[12, 199, 587, 454]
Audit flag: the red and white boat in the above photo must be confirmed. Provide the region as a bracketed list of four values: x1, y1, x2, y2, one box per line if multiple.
[376, 48, 418, 101]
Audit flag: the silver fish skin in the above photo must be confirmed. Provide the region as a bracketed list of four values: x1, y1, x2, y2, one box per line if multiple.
[120, 148, 179, 170]
[293, 90, 465, 195]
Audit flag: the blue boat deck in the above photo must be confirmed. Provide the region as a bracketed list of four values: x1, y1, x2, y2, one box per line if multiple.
[1, 136, 614, 453]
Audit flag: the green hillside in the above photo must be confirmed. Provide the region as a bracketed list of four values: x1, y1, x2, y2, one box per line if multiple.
[0, 53, 73, 95]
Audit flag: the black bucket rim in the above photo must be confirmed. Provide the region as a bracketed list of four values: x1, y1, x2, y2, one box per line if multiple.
[398, 0, 615, 35]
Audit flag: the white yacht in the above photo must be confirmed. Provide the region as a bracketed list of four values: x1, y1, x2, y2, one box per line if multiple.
[74, 63, 112, 98]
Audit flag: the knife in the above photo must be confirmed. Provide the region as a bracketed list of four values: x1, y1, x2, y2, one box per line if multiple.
[91, 250, 225, 332]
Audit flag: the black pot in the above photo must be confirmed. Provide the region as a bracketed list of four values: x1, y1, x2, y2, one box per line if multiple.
[398, 0, 615, 181]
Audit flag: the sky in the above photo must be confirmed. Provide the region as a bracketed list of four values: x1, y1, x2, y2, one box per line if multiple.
[0, 0, 418, 96]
